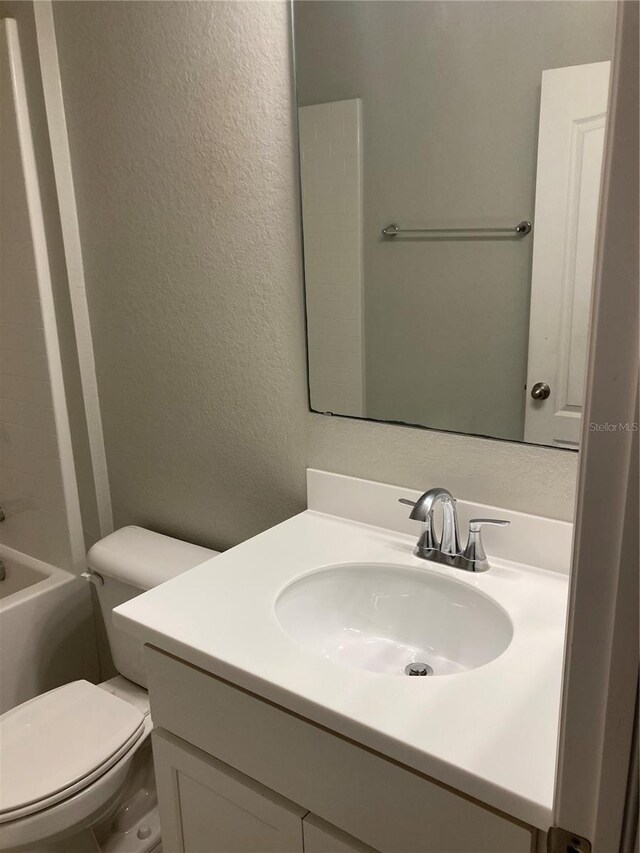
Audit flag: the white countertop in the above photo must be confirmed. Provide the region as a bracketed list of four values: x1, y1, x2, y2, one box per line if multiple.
[115, 508, 569, 830]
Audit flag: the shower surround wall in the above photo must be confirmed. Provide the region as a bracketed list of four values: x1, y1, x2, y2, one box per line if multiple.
[299, 98, 365, 417]
[0, 17, 79, 568]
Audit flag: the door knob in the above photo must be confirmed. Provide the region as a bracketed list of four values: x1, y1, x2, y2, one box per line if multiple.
[530, 382, 551, 400]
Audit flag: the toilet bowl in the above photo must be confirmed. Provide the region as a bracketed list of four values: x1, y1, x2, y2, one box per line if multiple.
[0, 527, 218, 853]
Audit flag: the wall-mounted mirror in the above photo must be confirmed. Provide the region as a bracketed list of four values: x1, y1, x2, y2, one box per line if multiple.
[293, 0, 616, 448]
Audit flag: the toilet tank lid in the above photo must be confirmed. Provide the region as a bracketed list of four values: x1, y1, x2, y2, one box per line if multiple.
[87, 526, 219, 589]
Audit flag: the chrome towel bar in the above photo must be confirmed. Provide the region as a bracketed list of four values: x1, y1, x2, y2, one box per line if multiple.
[381, 220, 532, 238]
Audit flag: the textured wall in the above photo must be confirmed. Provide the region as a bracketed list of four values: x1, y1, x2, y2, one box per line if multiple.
[53, 1, 309, 551]
[53, 0, 579, 553]
[294, 0, 616, 440]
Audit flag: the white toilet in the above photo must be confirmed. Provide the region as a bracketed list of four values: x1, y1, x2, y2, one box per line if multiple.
[0, 526, 217, 853]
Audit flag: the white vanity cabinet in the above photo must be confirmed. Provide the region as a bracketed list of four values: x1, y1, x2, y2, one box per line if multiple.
[147, 647, 535, 853]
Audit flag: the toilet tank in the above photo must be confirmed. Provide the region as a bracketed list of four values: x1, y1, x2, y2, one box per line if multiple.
[87, 526, 218, 687]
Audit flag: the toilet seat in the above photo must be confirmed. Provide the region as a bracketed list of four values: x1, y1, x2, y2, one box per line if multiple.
[0, 680, 145, 823]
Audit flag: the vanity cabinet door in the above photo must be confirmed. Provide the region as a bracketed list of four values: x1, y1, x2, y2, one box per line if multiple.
[152, 729, 306, 853]
[303, 814, 379, 853]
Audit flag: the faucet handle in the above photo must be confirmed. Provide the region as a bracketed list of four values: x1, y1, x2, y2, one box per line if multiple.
[398, 498, 416, 507]
[468, 518, 510, 532]
[462, 518, 510, 572]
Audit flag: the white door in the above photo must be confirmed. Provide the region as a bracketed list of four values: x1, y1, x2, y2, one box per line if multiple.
[524, 61, 610, 447]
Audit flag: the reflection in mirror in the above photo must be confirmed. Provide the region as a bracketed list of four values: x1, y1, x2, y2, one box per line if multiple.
[293, 1, 616, 448]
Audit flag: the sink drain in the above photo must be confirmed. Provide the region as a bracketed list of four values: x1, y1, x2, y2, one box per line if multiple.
[404, 662, 433, 676]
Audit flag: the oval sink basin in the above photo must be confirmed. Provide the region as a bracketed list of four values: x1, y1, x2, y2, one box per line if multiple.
[275, 564, 513, 676]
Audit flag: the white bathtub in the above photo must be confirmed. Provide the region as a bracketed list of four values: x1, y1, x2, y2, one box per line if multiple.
[0, 544, 100, 713]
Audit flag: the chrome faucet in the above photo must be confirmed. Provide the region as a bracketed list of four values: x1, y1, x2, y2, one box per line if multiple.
[400, 487, 509, 572]
[400, 487, 460, 558]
